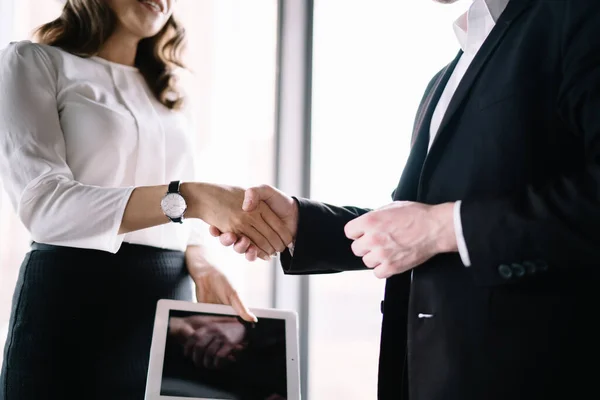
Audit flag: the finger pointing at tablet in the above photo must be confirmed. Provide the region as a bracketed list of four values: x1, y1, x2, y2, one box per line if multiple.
[186, 246, 257, 323]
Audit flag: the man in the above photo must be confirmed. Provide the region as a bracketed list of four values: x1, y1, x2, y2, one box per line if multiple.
[211, 0, 600, 398]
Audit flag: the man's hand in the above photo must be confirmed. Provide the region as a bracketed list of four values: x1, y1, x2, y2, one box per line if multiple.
[208, 185, 299, 262]
[185, 183, 294, 258]
[345, 201, 457, 279]
[186, 246, 257, 322]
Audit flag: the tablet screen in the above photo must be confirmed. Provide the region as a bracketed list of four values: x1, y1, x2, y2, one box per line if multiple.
[160, 310, 288, 400]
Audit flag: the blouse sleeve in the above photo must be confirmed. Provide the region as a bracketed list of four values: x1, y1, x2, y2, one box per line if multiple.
[0, 42, 134, 253]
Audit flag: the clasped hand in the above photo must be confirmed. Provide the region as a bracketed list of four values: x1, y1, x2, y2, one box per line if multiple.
[344, 201, 457, 278]
[196, 184, 298, 261]
[189, 183, 295, 260]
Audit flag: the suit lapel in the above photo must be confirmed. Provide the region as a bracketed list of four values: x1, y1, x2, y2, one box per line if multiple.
[428, 0, 533, 153]
[392, 54, 460, 201]
[393, 0, 533, 202]
[412, 52, 462, 148]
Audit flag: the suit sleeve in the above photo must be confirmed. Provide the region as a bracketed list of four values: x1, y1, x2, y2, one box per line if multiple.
[460, 1, 600, 286]
[280, 197, 371, 274]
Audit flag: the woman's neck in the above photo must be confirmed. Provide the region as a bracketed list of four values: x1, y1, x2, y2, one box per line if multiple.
[97, 29, 140, 67]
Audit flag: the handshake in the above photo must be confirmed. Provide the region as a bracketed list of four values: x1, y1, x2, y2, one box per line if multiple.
[184, 183, 298, 261]
[184, 180, 457, 283]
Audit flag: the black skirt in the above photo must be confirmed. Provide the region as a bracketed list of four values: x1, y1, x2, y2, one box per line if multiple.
[0, 242, 194, 400]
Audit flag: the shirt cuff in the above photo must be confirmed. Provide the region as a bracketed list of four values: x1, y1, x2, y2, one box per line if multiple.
[103, 186, 136, 254]
[453, 200, 472, 267]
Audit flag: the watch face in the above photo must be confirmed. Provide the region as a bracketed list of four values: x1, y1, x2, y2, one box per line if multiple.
[161, 193, 187, 219]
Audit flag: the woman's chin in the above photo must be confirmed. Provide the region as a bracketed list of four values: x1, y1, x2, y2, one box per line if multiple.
[129, 19, 168, 40]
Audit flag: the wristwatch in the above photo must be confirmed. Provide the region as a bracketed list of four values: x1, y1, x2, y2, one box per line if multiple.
[160, 180, 187, 223]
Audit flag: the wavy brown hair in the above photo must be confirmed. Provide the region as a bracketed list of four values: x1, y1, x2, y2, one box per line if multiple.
[35, 0, 187, 109]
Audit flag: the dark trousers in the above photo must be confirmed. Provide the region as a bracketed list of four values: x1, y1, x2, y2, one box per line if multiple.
[0, 242, 194, 400]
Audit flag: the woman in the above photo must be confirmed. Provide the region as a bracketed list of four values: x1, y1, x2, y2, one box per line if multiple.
[0, 0, 292, 398]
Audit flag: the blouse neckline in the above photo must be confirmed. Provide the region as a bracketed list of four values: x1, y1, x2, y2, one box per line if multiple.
[89, 55, 140, 72]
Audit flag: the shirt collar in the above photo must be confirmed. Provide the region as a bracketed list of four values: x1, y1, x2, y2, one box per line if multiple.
[452, 0, 510, 53]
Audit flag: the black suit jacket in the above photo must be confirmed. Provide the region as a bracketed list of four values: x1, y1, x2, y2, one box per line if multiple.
[280, 1, 600, 399]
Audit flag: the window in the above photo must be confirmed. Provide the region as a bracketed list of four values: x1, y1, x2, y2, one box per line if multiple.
[308, 1, 466, 398]
[175, 0, 279, 308]
[0, 0, 279, 370]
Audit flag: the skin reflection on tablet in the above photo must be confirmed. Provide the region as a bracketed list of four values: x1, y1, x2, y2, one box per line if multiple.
[168, 315, 250, 370]
[158, 307, 291, 399]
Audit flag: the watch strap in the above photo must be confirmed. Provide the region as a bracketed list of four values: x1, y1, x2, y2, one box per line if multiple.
[168, 180, 181, 194]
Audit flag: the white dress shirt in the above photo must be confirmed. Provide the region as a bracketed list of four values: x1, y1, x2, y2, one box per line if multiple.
[0, 41, 202, 254]
[430, 0, 510, 267]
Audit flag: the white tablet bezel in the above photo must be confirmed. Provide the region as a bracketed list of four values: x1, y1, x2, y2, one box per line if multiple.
[145, 299, 300, 400]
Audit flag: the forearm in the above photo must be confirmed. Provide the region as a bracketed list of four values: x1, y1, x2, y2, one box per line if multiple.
[119, 182, 213, 234]
[118, 184, 170, 234]
[16, 180, 206, 252]
[281, 197, 371, 274]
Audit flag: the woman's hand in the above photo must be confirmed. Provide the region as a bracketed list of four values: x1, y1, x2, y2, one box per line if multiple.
[185, 246, 257, 323]
[208, 184, 299, 261]
[182, 183, 293, 258]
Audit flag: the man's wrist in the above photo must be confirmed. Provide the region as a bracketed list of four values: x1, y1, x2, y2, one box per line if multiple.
[429, 202, 458, 253]
[289, 198, 300, 241]
[453, 201, 472, 267]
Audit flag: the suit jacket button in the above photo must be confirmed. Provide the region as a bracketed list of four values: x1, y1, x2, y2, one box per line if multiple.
[511, 263, 526, 278]
[498, 264, 513, 279]
[380, 300, 385, 314]
[523, 261, 537, 275]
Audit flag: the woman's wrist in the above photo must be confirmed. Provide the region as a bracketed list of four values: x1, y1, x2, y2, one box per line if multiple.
[185, 245, 218, 279]
[187, 262, 217, 280]
[181, 182, 209, 220]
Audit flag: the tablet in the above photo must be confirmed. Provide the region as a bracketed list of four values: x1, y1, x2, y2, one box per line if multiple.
[145, 299, 300, 400]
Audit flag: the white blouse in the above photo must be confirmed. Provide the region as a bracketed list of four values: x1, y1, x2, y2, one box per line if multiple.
[0, 41, 202, 253]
